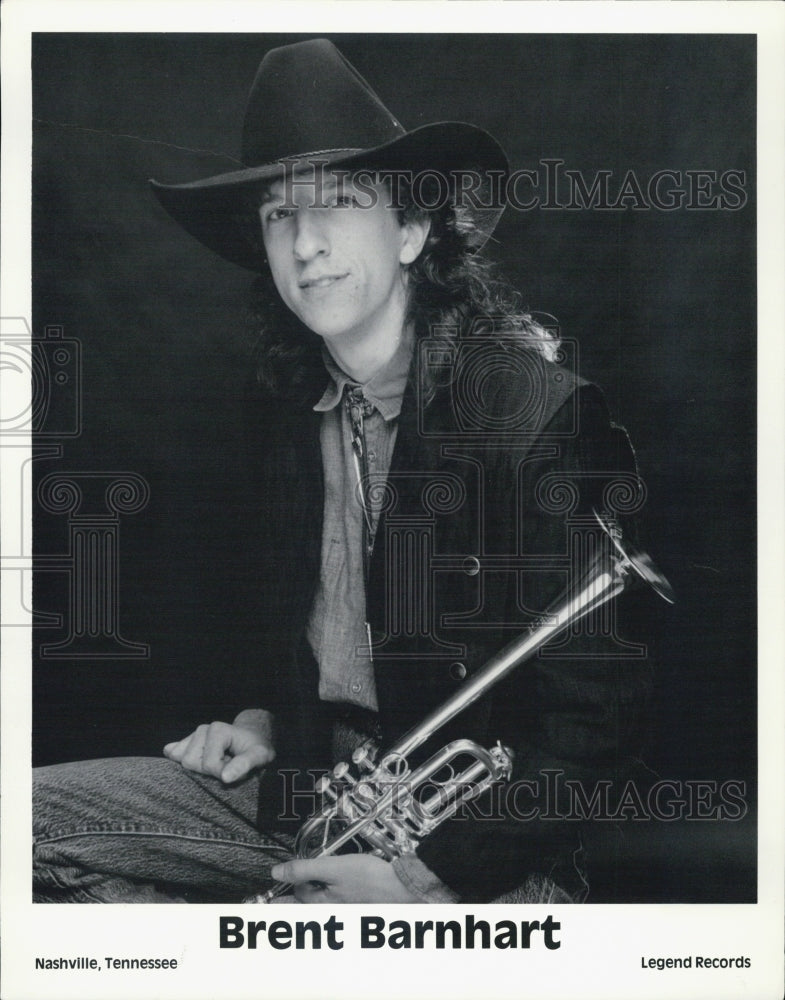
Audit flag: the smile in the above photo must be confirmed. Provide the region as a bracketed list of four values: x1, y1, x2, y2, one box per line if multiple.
[299, 274, 348, 291]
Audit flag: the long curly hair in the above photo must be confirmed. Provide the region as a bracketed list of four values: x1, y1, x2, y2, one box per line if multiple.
[246, 173, 558, 401]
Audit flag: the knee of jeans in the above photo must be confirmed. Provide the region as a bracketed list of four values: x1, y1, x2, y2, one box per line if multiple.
[32, 764, 72, 832]
[32, 761, 101, 842]
[32, 767, 57, 839]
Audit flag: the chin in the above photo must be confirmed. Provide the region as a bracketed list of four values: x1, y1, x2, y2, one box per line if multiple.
[302, 315, 358, 342]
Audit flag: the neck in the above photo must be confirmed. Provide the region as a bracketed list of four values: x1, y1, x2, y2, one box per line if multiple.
[326, 326, 410, 384]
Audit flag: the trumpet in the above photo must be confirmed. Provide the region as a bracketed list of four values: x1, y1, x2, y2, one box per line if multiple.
[259, 514, 674, 902]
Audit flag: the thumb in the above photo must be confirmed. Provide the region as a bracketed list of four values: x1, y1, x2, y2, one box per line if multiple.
[271, 859, 315, 885]
[220, 743, 273, 783]
[272, 856, 342, 885]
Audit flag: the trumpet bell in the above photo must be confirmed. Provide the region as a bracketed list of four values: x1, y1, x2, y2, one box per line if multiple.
[596, 511, 675, 605]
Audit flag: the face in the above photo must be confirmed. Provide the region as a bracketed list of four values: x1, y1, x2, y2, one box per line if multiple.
[259, 171, 429, 350]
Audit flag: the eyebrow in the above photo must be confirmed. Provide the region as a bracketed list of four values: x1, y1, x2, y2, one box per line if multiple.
[261, 174, 346, 205]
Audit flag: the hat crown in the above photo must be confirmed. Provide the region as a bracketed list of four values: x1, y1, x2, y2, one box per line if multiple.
[151, 40, 509, 270]
[241, 39, 406, 166]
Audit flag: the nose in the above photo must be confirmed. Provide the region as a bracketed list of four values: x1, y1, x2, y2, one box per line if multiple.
[293, 209, 329, 262]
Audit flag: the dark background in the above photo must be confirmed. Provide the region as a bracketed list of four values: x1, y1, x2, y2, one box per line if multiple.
[32, 33, 756, 901]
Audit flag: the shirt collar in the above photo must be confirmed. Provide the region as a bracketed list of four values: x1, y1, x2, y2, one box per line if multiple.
[313, 333, 414, 422]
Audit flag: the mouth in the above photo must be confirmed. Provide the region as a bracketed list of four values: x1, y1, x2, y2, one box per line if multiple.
[299, 273, 348, 291]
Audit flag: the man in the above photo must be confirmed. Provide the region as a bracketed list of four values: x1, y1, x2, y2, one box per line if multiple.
[33, 39, 651, 904]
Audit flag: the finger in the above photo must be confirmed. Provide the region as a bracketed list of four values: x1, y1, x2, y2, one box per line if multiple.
[163, 737, 190, 761]
[221, 743, 274, 783]
[200, 722, 233, 778]
[179, 725, 210, 772]
[294, 881, 329, 904]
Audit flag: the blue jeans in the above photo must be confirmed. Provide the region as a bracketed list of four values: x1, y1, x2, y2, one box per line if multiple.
[33, 755, 580, 904]
[33, 757, 294, 903]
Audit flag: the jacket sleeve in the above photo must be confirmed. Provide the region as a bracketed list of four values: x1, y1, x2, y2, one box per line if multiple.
[229, 378, 306, 719]
[416, 384, 655, 901]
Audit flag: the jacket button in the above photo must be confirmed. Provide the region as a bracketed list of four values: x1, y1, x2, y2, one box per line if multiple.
[450, 662, 467, 681]
[462, 556, 481, 576]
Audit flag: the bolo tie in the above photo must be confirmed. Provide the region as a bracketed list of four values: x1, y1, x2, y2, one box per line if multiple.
[344, 383, 377, 663]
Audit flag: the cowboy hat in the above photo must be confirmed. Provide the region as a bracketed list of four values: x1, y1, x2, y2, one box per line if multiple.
[150, 38, 509, 270]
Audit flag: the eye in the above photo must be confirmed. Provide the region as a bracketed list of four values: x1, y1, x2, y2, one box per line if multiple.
[266, 206, 294, 223]
[260, 202, 295, 227]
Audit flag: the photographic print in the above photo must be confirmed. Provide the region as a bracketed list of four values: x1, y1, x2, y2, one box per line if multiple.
[2, 4, 783, 1000]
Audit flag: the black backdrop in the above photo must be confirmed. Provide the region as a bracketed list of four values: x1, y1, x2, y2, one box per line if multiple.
[32, 33, 756, 901]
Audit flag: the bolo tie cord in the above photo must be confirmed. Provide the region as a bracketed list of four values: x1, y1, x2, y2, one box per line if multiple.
[345, 384, 377, 662]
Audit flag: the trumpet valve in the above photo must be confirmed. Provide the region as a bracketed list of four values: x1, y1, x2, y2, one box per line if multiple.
[332, 761, 353, 782]
[315, 774, 341, 803]
[351, 740, 378, 772]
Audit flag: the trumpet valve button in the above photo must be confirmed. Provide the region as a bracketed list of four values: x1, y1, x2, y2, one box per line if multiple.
[316, 778, 339, 803]
[351, 743, 376, 770]
[332, 761, 354, 783]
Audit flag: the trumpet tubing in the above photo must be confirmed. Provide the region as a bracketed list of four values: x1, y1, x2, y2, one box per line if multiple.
[295, 738, 514, 862]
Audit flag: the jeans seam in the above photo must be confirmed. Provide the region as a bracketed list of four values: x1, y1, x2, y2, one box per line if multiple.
[37, 829, 293, 853]
[41, 866, 73, 890]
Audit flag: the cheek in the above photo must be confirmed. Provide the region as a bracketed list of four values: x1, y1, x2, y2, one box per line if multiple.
[266, 256, 296, 304]
[262, 232, 291, 280]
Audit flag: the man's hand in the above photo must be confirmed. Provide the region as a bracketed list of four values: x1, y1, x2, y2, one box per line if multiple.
[270, 855, 419, 903]
[163, 708, 275, 783]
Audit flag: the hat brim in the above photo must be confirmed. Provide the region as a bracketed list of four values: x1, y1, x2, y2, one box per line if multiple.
[150, 121, 509, 271]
